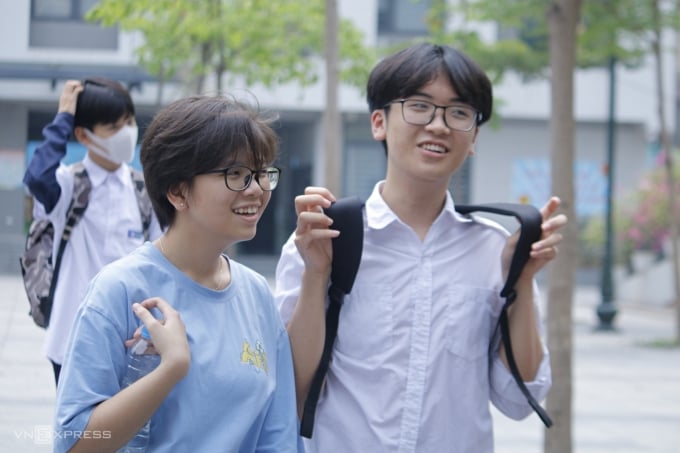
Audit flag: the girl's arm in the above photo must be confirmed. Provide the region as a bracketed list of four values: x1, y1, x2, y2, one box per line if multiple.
[68, 299, 190, 453]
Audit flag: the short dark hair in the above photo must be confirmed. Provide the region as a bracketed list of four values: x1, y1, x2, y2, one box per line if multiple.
[140, 94, 279, 229]
[74, 77, 135, 130]
[366, 43, 493, 125]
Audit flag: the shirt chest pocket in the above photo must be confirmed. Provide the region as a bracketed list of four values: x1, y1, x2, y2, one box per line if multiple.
[334, 283, 394, 359]
[444, 285, 499, 360]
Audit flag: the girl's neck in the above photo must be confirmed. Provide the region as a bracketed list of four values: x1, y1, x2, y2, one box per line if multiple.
[156, 231, 230, 290]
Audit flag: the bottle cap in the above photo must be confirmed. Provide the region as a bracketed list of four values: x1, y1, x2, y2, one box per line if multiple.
[141, 325, 151, 340]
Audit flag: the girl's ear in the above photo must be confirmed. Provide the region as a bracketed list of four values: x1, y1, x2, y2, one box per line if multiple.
[370, 109, 387, 141]
[166, 183, 188, 211]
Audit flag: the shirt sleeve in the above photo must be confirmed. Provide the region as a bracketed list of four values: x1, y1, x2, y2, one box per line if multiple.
[255, 327, 305, 453]
[23, 112, 74, 213]
[273, 232, 305, 326]
[488, 281, 552, 419]
[53, 278, 131, 452]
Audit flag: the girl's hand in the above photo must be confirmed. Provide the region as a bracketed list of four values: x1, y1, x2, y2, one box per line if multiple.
[132, 297, 190, 380]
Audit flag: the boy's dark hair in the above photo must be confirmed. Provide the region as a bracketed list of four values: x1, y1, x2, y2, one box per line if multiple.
[140, 94, 279, 229]
[366, 43, 493, 126]
[74, 77, 135, 130]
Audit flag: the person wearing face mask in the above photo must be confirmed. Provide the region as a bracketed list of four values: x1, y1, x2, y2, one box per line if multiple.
[23, 77, 162, 387]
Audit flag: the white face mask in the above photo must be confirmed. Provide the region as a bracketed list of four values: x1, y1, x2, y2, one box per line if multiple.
[84, 124, 138, 164]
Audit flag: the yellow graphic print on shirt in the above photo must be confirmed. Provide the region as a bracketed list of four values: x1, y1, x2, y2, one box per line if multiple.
[240, 340, 268, 374]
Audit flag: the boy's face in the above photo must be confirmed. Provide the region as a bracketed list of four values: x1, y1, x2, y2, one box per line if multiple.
[74, 114, 137, 170]
[371, 73, 478, 189]
[88, 114, 137, 139]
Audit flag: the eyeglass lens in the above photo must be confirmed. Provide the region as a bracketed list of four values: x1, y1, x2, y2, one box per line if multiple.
[225, 166, 279, 191]
[401, 100, 476, 131]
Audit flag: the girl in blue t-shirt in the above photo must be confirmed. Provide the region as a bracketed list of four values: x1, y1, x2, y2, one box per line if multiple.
[54, 94, 303, 453]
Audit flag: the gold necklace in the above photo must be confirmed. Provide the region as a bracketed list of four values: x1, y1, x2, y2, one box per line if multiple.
[158, 236, 168, 257]
[214, 255, 225, 290]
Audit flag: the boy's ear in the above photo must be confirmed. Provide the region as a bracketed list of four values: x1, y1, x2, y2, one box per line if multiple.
[72, 126, 90, 145]
[370, 109, 387, 141]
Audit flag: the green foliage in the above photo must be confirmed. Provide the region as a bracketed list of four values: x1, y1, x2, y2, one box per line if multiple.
[443, 0, 680, 75]
[579, 204, 636, 267]
[86, 0, 375, 92]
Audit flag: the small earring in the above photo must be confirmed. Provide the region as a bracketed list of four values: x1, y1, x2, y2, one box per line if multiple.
[178, 202, 185, 209]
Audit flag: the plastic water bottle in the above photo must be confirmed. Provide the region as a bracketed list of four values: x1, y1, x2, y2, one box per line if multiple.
[118, 326, 160, 453]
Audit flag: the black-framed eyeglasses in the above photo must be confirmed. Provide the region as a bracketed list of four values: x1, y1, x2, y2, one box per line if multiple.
[199, 165, 281, 192]
[385, 99, 480, 132]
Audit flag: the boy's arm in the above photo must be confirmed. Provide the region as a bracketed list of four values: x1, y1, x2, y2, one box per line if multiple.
[23, 81, 83, 213]
[278, 186, 338, 415]
[498, 197, 566, 380]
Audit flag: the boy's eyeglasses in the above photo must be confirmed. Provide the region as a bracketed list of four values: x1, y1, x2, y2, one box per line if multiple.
[199, 165, 281, 192]
[385, 99, 480, 132]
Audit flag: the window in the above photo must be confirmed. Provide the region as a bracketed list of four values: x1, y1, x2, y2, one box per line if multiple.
[32, 0, 100, 21]
[30, 0, 117, 49]
[378, 0, 432, 38]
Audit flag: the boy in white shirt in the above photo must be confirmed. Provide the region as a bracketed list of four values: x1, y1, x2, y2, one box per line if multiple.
[23, 78, 162, 385]
[276, 42, 568, 452]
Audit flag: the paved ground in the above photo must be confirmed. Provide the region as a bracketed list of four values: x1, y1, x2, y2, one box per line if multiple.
[1, 267, 679, 452]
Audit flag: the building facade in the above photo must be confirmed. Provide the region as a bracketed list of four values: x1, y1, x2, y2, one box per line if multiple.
[0, 0, 675, 272]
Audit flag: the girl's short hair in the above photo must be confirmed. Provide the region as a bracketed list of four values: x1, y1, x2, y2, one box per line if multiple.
[140, 94, 279, 229]
[74, 77, 135, 129]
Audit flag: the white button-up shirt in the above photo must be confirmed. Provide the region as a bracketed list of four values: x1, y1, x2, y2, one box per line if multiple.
[42, 155, 162, 364]
[276, 181, 551, 453]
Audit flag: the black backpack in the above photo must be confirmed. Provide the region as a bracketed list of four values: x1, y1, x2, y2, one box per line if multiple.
[19, 163, 153, 328]
[300, 197, 553, 438]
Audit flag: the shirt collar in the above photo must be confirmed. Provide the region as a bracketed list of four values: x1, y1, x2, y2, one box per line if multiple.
[365, 180, 475, 231]
[82, 154, 130, 188]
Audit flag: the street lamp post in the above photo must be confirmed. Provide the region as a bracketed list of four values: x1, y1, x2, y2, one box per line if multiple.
[596, 56, 618, 330]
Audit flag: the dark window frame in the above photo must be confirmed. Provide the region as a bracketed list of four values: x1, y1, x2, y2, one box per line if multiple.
[378, 0, 432, 37]
[31, 0, 99, 22]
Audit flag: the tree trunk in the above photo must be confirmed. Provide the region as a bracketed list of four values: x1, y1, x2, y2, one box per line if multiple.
[651, 0, 680, 343]
[545, 0, 581, 451]
[324, 0, 342, 194]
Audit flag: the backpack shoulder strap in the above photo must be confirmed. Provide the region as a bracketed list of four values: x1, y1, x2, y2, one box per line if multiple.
[455, 202, 552, 427]
[300, 199, 552, 438]
[129, 168, 153, 240]
[45, 163, 92, 325]
[60, 163, 92, 246]
[300, 196, 364, 439]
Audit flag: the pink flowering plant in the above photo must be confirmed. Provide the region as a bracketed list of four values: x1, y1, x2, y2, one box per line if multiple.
[581, 160, 678, 268]
[620, 165, 674, 257]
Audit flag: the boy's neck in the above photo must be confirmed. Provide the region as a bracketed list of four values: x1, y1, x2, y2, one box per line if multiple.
[380, 179, 447, 240]
[87, 150, 122, 172]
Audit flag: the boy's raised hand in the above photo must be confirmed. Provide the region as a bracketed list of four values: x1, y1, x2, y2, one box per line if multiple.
[58, 80, 84, 115]
[502, 196, 568, 281]
[293, 186, 340, 277]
